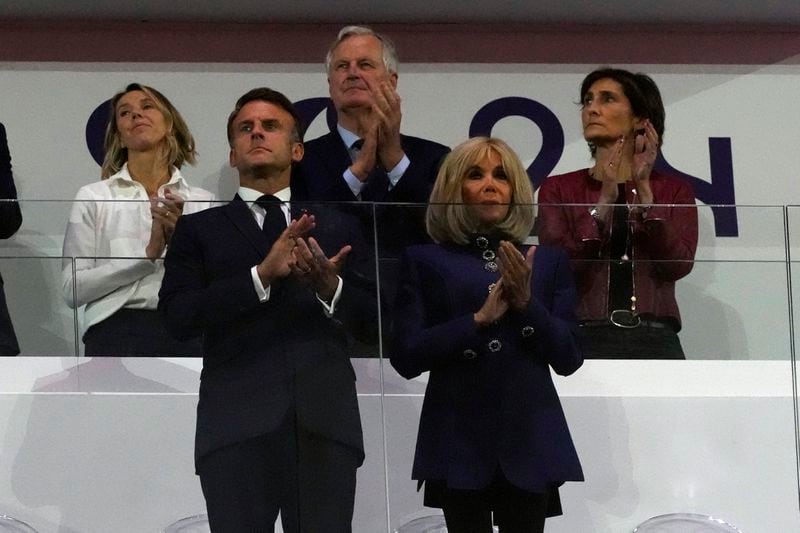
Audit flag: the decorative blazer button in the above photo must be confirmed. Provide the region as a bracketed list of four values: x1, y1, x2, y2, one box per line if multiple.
[487, 339, 502, 352]
[521, 326, 535, 337]
[463, 349, 477, 360]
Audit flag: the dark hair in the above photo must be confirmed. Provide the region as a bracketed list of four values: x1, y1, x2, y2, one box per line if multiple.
[226, 87, 304, 145]
[580, 67, 665, 155]
[102, 83, 196, 178]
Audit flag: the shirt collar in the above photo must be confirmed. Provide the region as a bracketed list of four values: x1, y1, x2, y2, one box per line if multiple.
[238, 185, 291, 203]
[108, 162, 188, 191]
[337, 124, 361, 150]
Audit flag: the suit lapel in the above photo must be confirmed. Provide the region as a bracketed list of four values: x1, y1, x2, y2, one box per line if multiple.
[329, 130, 353, 170]
[224, 195, 269, 257]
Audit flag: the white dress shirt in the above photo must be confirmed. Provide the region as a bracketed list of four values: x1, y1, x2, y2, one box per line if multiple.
[61, 164, 215, 331]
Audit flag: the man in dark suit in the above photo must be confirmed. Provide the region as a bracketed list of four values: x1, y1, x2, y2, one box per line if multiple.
[159, 88, 375, 532]
[295, 25, 451, 322]
[0, 123, 22, 356]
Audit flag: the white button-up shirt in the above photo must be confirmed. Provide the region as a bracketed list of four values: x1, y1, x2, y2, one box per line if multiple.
[62, 163, 215, 331]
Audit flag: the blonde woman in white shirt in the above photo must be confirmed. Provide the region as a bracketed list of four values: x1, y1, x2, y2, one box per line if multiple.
[62, 83, 214, 356]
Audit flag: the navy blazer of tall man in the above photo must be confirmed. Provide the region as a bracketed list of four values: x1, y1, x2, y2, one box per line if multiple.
[159, 88, 375, 532]
[295, 25, 450, 312]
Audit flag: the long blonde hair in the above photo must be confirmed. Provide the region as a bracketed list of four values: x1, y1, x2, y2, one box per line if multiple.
[426, 137, 534, 245]
[101, 83, 197, 178]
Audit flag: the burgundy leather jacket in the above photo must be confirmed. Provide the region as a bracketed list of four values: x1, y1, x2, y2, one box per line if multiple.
[537, 169, 698, 329]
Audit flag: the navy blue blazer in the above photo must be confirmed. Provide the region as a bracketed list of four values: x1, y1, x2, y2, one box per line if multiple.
[0, 123, 21, 356]
[159, 195, 376, 467]
[391, 242, 584, 493]
[294, 129, 450, 204]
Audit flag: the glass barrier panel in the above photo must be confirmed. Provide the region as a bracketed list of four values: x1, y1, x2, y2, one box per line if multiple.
[786, 204, 800, 513]
[51, 197, 384, 530]
[374, 202, 429, 531]
[3, 197, 797, 531]
[0, 256, 77, 357]
[379, 202, 797, 532]
[0, 200, 77, 356]
[306, 200, 385, 532]
[788, 206, 800, 358]
[535, 203, 789, 360]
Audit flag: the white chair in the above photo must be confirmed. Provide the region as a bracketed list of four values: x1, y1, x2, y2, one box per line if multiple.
[164, 513, 290, 532]
[633, 512, 742, 532]
[394, 515, 448, 533]
[0, 515, 38, 533]
[163, 514, 210, 533]
[394, 514, 499, 533]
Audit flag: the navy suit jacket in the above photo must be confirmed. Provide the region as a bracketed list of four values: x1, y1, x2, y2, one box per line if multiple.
[0, 123, 21, 355]
[391, 242, 584, 493]
[159, 195, 375, 467]
[294, 129, 450, 204]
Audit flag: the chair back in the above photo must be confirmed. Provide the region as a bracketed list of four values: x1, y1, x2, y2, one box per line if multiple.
[394, 515, 448, 533]
[163, 513, 210, 533]
[633, 513, 742, 532]
[394, 514, 500, 533]
[0, 515, 38, 533]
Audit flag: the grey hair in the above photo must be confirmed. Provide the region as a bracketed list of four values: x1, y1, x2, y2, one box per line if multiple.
[325, 25, 399, 75]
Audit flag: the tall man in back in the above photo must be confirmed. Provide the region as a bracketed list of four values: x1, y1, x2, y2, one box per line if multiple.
[159, 88, 375, 532]
[297, 25, 449, 205]
[295, 25, 450, 313]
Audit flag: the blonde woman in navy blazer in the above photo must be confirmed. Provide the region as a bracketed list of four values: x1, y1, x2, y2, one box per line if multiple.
[391, 137, 583, 533]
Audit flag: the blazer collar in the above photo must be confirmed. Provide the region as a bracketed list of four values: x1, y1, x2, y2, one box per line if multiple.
[330, 129, 354, 166]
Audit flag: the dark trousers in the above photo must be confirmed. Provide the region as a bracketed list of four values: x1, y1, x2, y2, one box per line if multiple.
[436, 474, 550, 533]
[197, 411, 359, 533]
[0, 277, 19, 355]
[83, 309, 202, 356]
[577, 322, 685, 359]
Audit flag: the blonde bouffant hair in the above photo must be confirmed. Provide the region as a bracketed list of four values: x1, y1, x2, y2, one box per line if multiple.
[426, 136, 534, 245]
[101, 83, 197, 179]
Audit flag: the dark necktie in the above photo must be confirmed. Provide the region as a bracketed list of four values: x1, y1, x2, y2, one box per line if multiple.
[255, 194, 286, 246]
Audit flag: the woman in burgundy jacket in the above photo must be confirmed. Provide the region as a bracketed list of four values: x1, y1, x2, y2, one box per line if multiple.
[538, 67, 697, 359]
